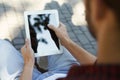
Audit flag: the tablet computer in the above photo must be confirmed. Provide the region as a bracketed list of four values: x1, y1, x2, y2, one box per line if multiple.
[24, 10, 63, 57]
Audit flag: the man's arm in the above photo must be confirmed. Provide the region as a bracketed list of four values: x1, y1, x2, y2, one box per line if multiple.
[19, 64, 33, 80]
[20, 39, 34, 80]
[48, 23, 97, 65]
[62, 37, 96, 64]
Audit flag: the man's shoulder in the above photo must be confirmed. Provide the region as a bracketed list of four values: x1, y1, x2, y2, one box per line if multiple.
[68, 64, 120, 75]
[57, 64, 120, 80]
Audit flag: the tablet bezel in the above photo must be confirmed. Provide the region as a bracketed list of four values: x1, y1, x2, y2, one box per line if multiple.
[24, 10, 63, 57]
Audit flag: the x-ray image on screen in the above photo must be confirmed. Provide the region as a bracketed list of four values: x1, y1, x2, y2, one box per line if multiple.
[28, 13, 60, 54]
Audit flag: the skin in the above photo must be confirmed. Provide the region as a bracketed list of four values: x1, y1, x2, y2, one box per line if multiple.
[84, 0, 120, 64]
[48, 23, 97, 64]
[20, 0, 120, 79]
[20, 39, 34, 80]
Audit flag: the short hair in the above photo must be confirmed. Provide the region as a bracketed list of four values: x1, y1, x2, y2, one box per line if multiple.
[103, 0, 120, 22]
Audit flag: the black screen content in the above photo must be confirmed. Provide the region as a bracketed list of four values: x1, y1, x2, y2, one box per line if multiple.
[28, 14, 60, 53]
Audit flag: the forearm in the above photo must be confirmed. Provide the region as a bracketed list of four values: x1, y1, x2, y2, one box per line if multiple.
[48, 23, 97, 65]
[19, 64, 33, 80]
[62, 38, 97, 65]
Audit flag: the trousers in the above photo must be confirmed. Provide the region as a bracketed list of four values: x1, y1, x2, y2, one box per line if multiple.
[0, 39, 78, 80]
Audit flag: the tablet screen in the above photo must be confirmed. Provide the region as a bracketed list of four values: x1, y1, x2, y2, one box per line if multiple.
[24, 10, 62, 57]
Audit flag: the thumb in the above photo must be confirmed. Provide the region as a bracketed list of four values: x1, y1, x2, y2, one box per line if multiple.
[25, 39, 30, 48]
[48, 24, 57, 32]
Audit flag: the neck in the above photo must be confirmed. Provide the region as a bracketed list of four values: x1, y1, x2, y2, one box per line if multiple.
[97, 25, 120, 64]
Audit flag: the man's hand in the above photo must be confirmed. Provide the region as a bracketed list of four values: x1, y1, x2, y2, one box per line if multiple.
[48, 23, 70, 45]
[48, 23, 96, 64]
[21, 39, 34, 67]
[20, 39, 34, 80]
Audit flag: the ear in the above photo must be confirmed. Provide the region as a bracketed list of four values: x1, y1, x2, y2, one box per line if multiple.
[94, 0, 108, 21]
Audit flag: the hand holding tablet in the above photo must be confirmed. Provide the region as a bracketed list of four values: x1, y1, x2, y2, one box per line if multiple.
[24, 10, 63, 57]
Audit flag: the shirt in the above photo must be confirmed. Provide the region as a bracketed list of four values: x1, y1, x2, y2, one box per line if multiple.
[43, 73, 67, 80]
[57, 65, 120, 80]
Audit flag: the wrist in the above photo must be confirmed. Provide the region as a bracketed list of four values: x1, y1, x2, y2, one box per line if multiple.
[24, 65, 34, 72]
[61, 37, 72, 47]
[24, 62, 34, 68]
[24, 59, 34, 66]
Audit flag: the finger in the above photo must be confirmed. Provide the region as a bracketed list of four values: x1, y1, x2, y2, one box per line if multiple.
[25, 39, 30, 47]
[48, 24, 57, 31]
[21, 45, 26, 53]
[24, 40, 27, 48]
[59, 22, 65, 28]
[22, 40, 27, 49]
[59, 22, 63, 26]
[25, 38, 29, 44]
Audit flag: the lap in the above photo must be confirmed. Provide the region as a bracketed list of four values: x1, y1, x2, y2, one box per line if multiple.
[0, 40, 78, 80]
[36, 47, 79, 80]
[47, 46, 79, 72]
[0, 40, 41, 80]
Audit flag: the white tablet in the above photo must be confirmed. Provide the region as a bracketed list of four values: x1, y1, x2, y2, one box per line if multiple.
[24, 10, 63, 57]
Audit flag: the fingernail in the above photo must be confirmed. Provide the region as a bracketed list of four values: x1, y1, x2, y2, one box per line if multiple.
[25, 39, 27, 42]
[47, 24, 49, 26]
[48, 24, 52, 27]
[25, 39, 29, 44]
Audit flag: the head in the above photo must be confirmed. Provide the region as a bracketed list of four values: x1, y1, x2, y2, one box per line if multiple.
[84, 0, 120, 39]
